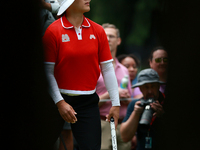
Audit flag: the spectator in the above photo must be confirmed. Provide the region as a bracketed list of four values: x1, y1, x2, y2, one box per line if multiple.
[40, 0, 60, 35]
[117, 54, 143, 150]
[149, 46, 168, 93]
[120, 68, 165, 150]
[40, 1, 73, 149]
[40, 0, 60, 14]
[117, 54, 143, 99]
[42, 0, 120, 149]
[96, 23, 132, 150]
[117, 54, 139, 85]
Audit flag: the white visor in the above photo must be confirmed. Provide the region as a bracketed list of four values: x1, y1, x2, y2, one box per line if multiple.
[57, 0, 75, 16]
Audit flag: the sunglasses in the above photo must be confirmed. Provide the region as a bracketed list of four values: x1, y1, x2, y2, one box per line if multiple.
[154, 57, 168, 63]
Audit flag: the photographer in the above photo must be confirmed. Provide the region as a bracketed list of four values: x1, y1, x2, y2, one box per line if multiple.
[120, 68, 165, 150]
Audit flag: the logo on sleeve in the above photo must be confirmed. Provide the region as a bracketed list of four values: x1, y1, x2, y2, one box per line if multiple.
[90, 34, 96, 39]
[62, 34, 70, 42]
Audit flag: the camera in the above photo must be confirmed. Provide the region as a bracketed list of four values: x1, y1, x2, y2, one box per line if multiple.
[139, 98, 155, 129]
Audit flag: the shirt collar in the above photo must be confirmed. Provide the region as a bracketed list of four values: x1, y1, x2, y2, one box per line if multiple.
[60, 14, 90, 29]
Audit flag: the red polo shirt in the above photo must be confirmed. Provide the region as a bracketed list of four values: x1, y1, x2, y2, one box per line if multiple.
[43, 14, 113, 94]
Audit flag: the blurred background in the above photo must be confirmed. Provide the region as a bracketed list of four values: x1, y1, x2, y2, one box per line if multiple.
[84, 0, 166, 69]
[1, 0, 200, 149]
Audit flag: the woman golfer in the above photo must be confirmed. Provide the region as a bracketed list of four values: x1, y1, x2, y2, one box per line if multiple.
[43, 0, 120, 149]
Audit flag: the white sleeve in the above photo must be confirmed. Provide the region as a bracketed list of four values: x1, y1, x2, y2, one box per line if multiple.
[44, 63, 64, 104]
[50, 2, 60, 14]
[100, 61, 120, 106]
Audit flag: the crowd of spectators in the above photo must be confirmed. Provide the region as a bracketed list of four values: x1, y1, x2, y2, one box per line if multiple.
[3, 0, 199, 150]
[40, 0, 168, 150]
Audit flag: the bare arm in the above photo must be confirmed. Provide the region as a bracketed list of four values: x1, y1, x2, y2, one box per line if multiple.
[40, 0, 52, 12]
[120, 101, 143, 142]
[98, 91, 109, 107]
[119, 87, 131, 105]
[98, 87, 131, 106]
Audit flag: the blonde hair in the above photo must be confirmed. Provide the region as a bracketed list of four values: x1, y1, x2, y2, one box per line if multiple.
[102, 23, 120, 37]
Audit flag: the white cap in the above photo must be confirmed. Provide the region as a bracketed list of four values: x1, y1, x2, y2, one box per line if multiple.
[57, 0, 75, 16]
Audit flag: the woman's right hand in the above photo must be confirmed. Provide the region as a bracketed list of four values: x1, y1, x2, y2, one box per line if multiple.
[56, 100, 77, 123]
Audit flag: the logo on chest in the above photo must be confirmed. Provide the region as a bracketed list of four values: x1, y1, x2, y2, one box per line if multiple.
[90, 34, 96, 39]
[62, 34, 70, 42]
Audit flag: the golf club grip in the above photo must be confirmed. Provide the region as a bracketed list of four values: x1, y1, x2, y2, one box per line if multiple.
[110, 117, 117, 150]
